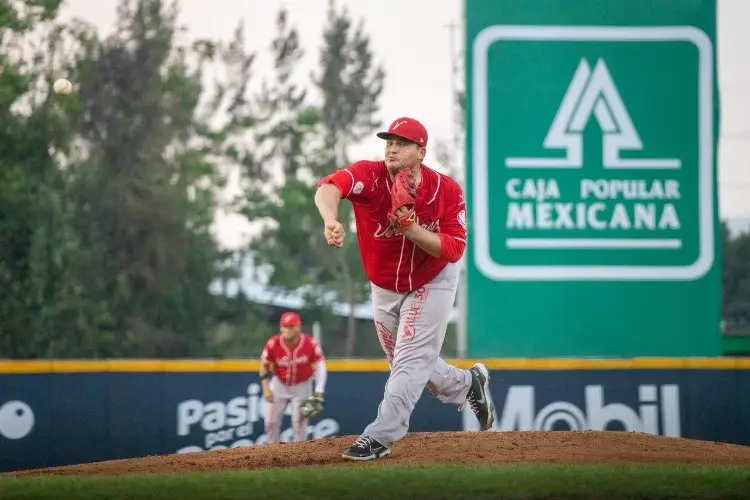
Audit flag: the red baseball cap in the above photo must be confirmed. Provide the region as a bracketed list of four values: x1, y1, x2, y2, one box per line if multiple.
[280, 312, 301, 327]
[376, 117, 428, 148]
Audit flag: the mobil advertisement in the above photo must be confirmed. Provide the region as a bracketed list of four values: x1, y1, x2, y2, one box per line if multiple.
[467, 383, 681, 436]
[1, 359, 749, 472]
[463, 367, 749, 446]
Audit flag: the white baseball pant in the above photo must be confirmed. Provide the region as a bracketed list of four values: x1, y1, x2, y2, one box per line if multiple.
[362, 262, 473, 447]
[265, 376, 312, 444]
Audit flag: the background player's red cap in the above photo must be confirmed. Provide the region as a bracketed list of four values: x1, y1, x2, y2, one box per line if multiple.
[280, 312, 301, 327]
[376, 117, 428, 147]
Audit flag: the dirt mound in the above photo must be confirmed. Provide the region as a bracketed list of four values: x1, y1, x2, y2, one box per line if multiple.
[7, 431, 750, 476]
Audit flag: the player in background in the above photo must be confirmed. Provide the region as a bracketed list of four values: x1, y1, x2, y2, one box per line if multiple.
[314, 116, 495, 461]
[259, 312, 327, 444]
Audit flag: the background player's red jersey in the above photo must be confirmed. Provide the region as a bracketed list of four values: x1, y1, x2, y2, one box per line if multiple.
[260, 333, 324, 386]
[317, 160, 467, 293]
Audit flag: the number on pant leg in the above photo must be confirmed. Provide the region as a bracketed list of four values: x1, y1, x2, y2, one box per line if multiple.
[401, 287, 428, 342]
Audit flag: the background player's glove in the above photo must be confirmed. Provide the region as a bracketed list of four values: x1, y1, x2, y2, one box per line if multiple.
[299, 393, 325, 418]
[389, 168, 417, 232]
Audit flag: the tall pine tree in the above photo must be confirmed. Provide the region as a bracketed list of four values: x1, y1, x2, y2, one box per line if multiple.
[238, 3, 386, 356]
[311, 0, 386, 355]
[240, 7, 328, 309]
[253, 6, 314, 182]
[68, 0, 240, 357]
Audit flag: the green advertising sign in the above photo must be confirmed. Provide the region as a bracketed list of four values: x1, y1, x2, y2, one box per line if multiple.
[464, 0, 721, 357]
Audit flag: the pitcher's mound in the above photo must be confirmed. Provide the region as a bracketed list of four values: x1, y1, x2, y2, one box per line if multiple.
[8, 431, 750, 476]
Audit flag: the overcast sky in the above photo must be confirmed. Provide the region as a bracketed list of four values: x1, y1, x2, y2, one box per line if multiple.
[58, 0, 750, 248]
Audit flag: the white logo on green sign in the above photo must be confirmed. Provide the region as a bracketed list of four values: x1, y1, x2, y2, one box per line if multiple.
[506, 58, 680, 170]
[505, 57, 681, 250]
[471, 26, 715, 281]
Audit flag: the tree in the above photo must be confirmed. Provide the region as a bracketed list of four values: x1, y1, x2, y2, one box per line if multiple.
[0, 0, 392, 358]
[233, 3, 387, 356]
[309, 0, 386, 355]
[65, 0, 236, 357]
[314, 0, 385, 169]
[253, 6, 313, 183]
[191, 18, 285, 356]
[240, 4, 323, 298]
[721, 221, 750, 333]
[241, 5, 322, 286]
[0, 0, 111, 357]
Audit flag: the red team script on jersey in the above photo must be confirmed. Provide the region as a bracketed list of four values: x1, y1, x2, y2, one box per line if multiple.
[261, 334, 324, 386]
[317, 160, 467, 293]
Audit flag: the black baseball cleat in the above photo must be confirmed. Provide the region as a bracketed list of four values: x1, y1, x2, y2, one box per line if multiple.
[341, 435, 391, 461]
[467, 362, 495, 430]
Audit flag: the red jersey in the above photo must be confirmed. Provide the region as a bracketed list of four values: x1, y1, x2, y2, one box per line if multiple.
[317, 160, 467, 293]
[260, 333, 324, 386]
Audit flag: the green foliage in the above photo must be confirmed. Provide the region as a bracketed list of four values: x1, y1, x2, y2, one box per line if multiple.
[314, 0, 385, 167]
[235, 0, 387, 356]
[722, 221, 750, 334]
[2, 0, 748, 360]
[0, 0, 62, 34]
[0, 0, 111, 358]
[68, 0, 217, 357]
[309, 0, 386, 355]
[0, 0, 277, 358]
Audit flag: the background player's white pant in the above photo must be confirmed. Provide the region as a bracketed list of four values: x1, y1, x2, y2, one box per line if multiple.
[265, 376, 312, 444]
[363, 262, 472, 447]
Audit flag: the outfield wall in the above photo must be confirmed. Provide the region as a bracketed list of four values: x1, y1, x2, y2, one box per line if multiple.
[1, 358, 749, 473]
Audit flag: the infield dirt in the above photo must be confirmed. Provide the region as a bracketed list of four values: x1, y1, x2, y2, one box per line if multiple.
[6, 431, 750, 477]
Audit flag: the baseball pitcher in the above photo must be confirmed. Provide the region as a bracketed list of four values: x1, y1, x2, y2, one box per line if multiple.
[259, 312, 327, 444]
[314, 116, 495, 461]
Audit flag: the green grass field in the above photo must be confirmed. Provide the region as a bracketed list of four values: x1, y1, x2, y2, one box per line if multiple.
[2, 463, 750, 500]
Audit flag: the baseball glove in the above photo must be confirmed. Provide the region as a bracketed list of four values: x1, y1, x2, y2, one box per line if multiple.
[389, 168, 418, 232]
[299, 393, 325, 418]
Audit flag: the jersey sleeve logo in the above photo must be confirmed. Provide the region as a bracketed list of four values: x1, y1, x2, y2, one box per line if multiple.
[353, 181, 364, 194]
[458, 209, 467, 230]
